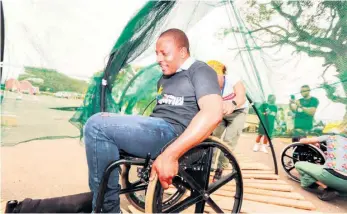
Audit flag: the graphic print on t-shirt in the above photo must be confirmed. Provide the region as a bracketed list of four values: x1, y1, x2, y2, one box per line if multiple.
[156, 84, 184, 106]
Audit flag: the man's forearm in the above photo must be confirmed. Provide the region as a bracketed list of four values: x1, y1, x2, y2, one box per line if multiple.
[162, 110, 222, 160]
[301, 107, 316, 116]
[300, 137, 319, 144]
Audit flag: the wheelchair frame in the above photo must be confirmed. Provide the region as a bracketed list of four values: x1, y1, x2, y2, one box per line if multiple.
[94, 136, 244, 213]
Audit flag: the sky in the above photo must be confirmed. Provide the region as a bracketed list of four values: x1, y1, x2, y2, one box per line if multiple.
[1, 0, 345, 123]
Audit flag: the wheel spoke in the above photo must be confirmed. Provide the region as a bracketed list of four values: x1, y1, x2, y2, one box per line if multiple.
[208, 172, 237, 194]
[179, 168, 204, 194]
[206, 197, 224, 213]
[165, 195, 204, 213]
[284, 154, 293, 159]
[287, 166, 295, 172]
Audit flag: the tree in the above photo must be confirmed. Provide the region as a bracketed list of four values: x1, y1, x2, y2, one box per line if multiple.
[223, 0, 347, 126]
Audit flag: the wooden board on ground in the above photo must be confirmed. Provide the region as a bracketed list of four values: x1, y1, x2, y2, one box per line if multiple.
[241, 170, 275, 174]
[214, 187, 304, 200]
[241, 200, 319, 213]
[243, 193, 316, 210]
[208, 178, 292, 191]
[241, 173, 279, 180]
[237, 163, 272, 170]
[243, 179, 288, 185]
[224, 182, 293, 192]
[211, 194, 315, 211]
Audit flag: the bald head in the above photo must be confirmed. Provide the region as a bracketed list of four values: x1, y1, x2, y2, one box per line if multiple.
[159, 28, 190, 55]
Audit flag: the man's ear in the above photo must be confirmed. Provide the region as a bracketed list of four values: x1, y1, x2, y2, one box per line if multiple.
[180, 47, 188, 58]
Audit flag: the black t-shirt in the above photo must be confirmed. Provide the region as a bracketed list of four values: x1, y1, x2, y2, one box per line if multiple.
[150, 60, 221, 135]
[294, 97, 319, 130]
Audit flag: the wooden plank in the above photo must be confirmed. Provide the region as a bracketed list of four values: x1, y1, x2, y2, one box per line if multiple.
[238, 163, 272, 170]
[211, 194, 315, 211]
[243, 194, 316, 210]
[214, 187, 304, 200]
[241, 200, 319, 213]
[221, 182, 293, 192]
[241, 170, 275, 174]
[223, 169, 274, 174]
[242, 174, 279, 180]
[243, 179, 288, 185]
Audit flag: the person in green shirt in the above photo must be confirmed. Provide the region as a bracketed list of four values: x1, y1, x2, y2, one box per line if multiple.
[290, 85, 319, 142]
[253, 94, 278, 153]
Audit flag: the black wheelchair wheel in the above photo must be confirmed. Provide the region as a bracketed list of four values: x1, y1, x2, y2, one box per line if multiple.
[145, 137, 243, 213]
[281, 142, 326, 182]
[121, 161, 186, 212]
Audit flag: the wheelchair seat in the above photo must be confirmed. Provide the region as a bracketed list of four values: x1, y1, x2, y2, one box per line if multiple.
[119, 150, 140, 159]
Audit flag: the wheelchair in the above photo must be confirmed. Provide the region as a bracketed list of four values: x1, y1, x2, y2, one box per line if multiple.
[280, 140, 326, 182]
[95, 136, 243, 213]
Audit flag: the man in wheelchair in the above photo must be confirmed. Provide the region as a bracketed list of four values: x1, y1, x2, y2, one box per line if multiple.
[83, 28, 223, 213]
[294, 127, 347, 201]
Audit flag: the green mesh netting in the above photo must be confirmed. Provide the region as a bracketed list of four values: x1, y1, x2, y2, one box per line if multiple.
[1, 0, 346, 146]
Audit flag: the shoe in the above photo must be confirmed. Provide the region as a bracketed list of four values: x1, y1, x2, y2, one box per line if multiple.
[318, 188, 339, 201]
[260, 145, 268, 153]
[302, 183, 320, 193]
[213, 168, 223, 182]
[5, 200, 21, 213]
[253, 143, 260, 152]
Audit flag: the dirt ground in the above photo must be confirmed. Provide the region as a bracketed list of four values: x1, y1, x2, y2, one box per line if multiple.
[1, 134, 347, 213]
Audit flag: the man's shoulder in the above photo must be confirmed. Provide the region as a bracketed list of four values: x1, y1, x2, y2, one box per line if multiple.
[311, 96, 319, 102]
[186, 60, 215, 76]
[189, 60, 209, 70]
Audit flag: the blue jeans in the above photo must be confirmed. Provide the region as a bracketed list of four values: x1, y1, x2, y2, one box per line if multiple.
[83, 113, 178, 213]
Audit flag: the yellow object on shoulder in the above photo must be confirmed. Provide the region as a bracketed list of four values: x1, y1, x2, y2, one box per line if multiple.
[207, 60, 226, 75]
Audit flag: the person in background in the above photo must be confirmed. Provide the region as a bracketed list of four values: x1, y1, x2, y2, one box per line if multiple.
[207, 60, 247, 180]
[290, 85, 319, 142]
[253, 94, 278, 153]
[295, 126, 347, 201]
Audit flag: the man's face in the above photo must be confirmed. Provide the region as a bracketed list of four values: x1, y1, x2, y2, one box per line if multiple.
[300, 87, 310, 98]
[268, 96, 276, 104]
[156, 36, 182, 76]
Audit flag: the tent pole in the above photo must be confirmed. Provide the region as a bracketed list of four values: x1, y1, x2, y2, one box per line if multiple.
[1, 1, 5, 81]
[101, 53, 115, 112]
[247, 94, 278, 175]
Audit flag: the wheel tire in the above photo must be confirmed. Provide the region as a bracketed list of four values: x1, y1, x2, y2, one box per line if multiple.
[145, 136, 243, 213]
[281, 142, 326, 182]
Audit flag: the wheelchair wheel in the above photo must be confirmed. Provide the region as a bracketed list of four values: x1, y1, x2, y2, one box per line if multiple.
[281, 142, 326, 182]
[145, 136, 243, 213]
[121, 160, 186, 212]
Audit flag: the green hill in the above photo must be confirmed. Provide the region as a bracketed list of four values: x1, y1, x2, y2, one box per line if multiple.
[18, 67, 88, 93]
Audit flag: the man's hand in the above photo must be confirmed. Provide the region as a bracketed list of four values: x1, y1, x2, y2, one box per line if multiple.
[295, 100, 301, 107]
[222, 101, 236, 115]
[149, 153, 178, 189]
